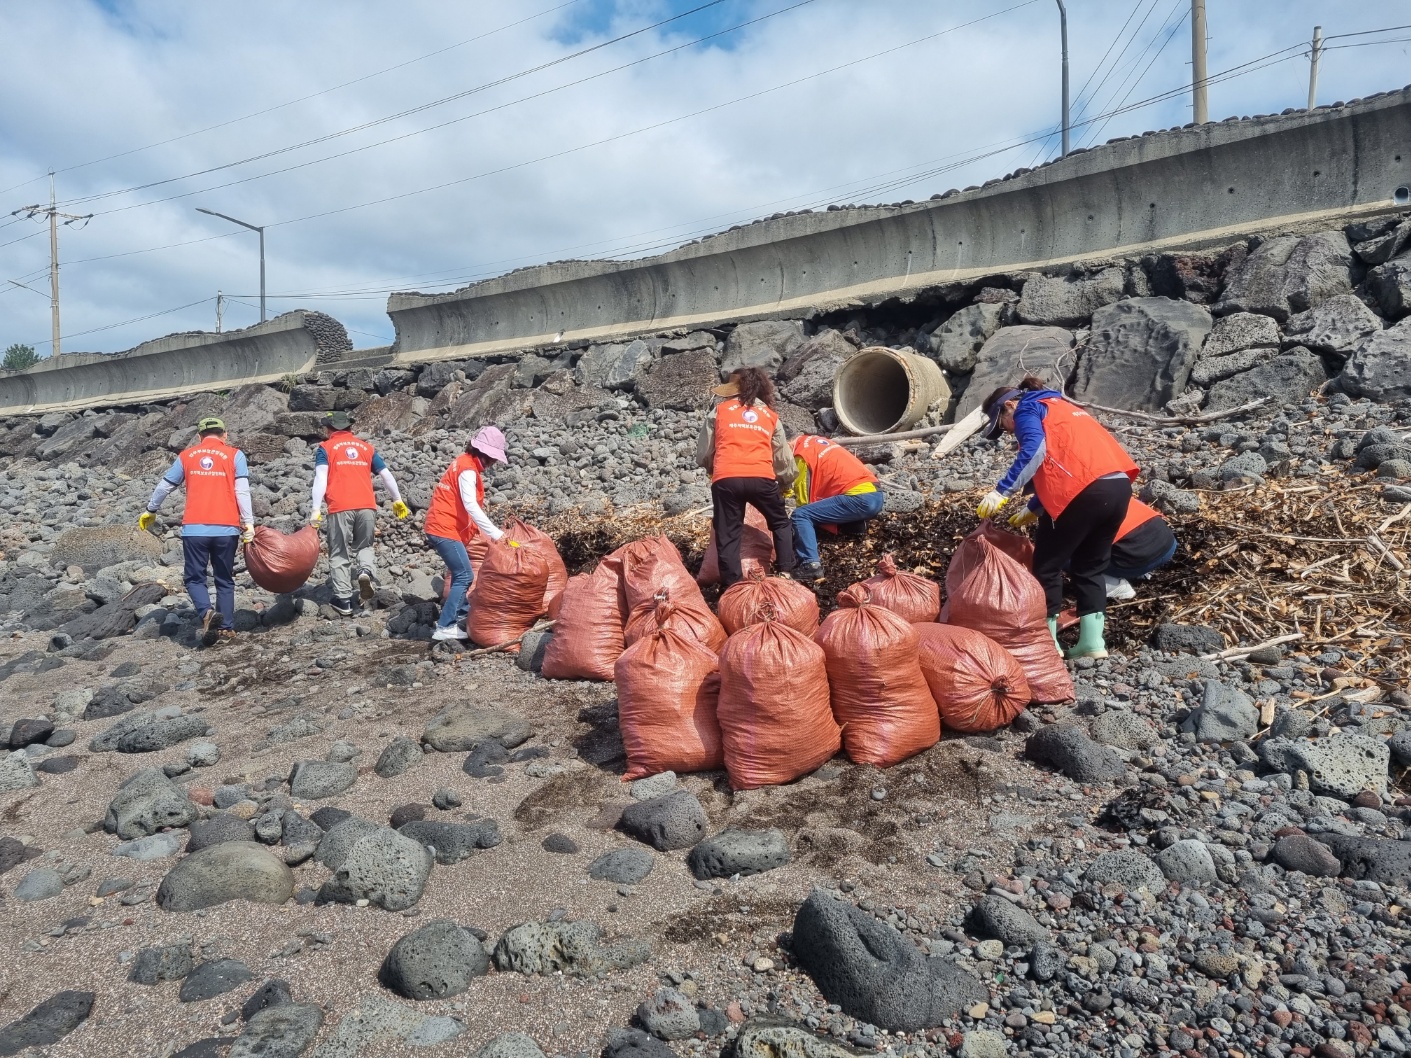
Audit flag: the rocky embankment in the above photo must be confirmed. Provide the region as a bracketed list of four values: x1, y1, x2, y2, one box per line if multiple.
[0, 213, 1407, 1058]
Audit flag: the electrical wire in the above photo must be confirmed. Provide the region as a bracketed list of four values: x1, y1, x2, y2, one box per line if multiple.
[1083, 0, 1189, 148]
[0, 1, 590, 200]
[53, 0, 739, 210]
[84, 0, 821, 220]
[1078, 0, 1186, 149]
[20, 297, 214, 349]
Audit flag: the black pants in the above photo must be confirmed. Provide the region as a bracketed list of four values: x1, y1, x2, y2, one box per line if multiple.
[1032, 476, 1131, 618]
[711, 477, 795, 588]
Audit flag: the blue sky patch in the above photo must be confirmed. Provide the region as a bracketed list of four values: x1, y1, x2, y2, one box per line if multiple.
[551, 0, 760, 50]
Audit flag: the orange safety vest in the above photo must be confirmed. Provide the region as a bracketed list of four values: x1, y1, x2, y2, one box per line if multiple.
[793, 435, 877, 503]
[1116, 497, 1161, 541]
[424, 452, 486, 545]
[711, 400, 778, 482]
[178, 439, 241, 527]
[1031, 397, 1138, 519]
[319, 431, 377, 513]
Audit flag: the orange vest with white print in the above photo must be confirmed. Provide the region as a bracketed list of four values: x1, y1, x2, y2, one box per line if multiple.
[318, 431, 377, 513]
[423, 452, 485, 544]
[711, 400, 778, 482]
[794, 434, 877, 503]
[178, 439, 241, 527]
[1031, 398, 1138, 518]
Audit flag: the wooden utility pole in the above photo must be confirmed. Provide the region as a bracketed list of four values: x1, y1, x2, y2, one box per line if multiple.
[11, 173, 92, 358]
[1307, 26, 1323, 110]
[1191, 0, 1209, 123]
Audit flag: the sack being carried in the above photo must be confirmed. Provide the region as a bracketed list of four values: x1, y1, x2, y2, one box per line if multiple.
[624, 590, 726, 652]
[697, 506, 775, 586]
[615, 612, 724, 780]
[916, 623, 1030, 733]
[849, 553, 941, 623]
[941, 525, 1073, 703]
[717, 568, 820, 637]
[244, 526, 321, 595]
[815, 586, 939, 767]
[540, 564, 625, 681]
[716, 613, 840, 790]
[467, 538, 550, 647]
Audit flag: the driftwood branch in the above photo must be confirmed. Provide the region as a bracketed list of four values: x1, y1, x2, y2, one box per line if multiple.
[1199, 631, 1303, 661]
[833, 423, 954, 446]
[455, 619, 555, 657]
[1076, 396, 1271, 425]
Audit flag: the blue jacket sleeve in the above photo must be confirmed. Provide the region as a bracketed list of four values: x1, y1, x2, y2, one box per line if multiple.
[995, 401, 1048, 497]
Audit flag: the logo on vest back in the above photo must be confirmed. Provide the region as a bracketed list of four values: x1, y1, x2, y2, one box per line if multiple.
[344, 446, 360, 460]
[199, 457, 214, 470]
[742, 409, 759, 424]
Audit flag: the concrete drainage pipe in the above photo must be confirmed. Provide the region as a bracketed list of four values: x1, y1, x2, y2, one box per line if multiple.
[832, 347, 950, 436]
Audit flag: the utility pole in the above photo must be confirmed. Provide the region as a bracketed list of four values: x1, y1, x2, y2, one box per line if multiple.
[1307, 26, 1323, 109]
[9, 173, 92, 359]
[1191, 0, 1209, 123]
[1056, 0, 1070, 156]
[195, 207, 266, 322]
[216, 291, 224, 334]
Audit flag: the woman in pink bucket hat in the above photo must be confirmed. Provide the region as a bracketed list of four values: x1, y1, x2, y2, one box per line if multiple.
[423, 425, 509, 641]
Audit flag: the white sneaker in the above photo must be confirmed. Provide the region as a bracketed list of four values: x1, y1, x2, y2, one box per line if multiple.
[1104, 575, 1136, 601]
[431, 625, 469, 642]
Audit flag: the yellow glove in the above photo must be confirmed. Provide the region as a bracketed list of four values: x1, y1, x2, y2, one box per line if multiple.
[309, 511, 322, 527]
[241, 524, 255, 544]
[392, 500, 410, 520]
[976, 490, 1008, 519]
[1009, 507, 1040, 529]
[138, 511, 156, 532]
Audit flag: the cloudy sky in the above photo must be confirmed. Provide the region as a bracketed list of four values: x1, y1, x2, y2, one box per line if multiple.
[0, 0, 1406, 356]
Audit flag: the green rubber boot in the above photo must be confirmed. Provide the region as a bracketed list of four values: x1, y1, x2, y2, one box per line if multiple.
[1046, 616, 1061, 654]
[1066, 612, 1108, 660]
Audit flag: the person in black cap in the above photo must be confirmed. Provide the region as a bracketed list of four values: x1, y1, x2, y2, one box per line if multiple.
[977, 376, 1137, 660]
[308, 410, 409, 615]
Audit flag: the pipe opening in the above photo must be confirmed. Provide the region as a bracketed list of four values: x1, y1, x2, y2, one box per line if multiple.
[832, 347, 950, 436]
[1395, 185, 1411, 206]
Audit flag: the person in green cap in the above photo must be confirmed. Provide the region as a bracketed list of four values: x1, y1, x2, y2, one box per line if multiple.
[139, 416, 254, 646]
[308, 410, 409, 615]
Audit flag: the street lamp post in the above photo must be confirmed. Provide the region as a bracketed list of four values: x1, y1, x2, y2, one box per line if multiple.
[195, 207, 266, 323]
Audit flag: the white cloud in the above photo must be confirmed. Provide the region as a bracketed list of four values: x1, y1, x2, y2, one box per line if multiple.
[0, 0, 1405, 355]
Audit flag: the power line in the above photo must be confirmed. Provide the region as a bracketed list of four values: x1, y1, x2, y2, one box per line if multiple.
[81, 0, 821, 221]
[0, 0, 590, 200]
[1083, 0, 1189, 148]
[19, 297, 213, 349]
[1078, 0, 1185, 149]
[52, 0, 739, 211]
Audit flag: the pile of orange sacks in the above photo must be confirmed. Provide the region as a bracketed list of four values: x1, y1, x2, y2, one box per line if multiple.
[536, 524, 1070, 789]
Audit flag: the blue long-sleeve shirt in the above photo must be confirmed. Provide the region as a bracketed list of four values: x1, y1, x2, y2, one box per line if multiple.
[994, 389, 1063, 511]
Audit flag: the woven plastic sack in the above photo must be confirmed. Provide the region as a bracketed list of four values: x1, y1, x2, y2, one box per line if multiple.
[616, 614, 724, 780]
[244, 526, 321, 594]
[501, 518, 568, 615]
[624, 590, 727, 652]
[617, 535, 706, 612]
[697, 505, 775, 586]
[941, 530, 1073, 702]
[541, 564, 625, 681]
[916, 623, 1031, 733]
[717, 568, 820, 637]
[815, 586, 939, 767]
[849, 553, 941, 623]
[717, 615, 840, 789]
[466, 538, 550, 647]
[940, 522, 1032, 624]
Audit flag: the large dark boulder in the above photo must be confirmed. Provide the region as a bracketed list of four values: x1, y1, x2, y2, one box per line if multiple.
[958, 326, 1074, 418]
[1214, 232, 1353, 321]
[790, 890, 986, 1032]
[1071, 297, 1211, 411]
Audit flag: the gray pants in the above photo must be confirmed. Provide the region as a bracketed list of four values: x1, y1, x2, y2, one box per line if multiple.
[327, 509, 376, 601]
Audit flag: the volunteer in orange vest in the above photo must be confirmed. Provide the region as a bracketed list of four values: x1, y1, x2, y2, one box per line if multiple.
[978, 376, 1138, 660]
[308, 410, 411, 616]
[423, 425, 509, 642]
[695, 367, 797, 588]
[787, 434, 883, 582]
[138, 416, 255, 647]
[1099, 497, 1177, 600]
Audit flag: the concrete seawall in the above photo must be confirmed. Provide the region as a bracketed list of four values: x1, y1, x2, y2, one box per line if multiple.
[0, 311, 350, 416]
[388, 87, 1411, 365]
